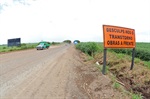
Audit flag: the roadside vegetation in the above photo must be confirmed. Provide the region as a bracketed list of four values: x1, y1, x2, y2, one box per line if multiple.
[76, 42, 150, 99]
[109, 43, 150, 61]
[51, 42, 61, 45]
[76, 42, 103, 57]
[0, 43, 38, 52]
[63, 40, 72, 44]
[0, 42, 62, 53]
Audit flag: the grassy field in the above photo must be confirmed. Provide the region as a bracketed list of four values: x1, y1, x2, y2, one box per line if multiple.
[0, 43, 38, 52]
[110, 42, 150, 61]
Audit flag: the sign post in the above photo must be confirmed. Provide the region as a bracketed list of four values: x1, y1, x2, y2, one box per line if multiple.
[130, 48, 135, 70]
[102, 25, 136, 75]
[102, 48, 107, 74]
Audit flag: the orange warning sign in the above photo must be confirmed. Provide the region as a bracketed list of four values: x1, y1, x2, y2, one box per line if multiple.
[103, 25, 136, 48]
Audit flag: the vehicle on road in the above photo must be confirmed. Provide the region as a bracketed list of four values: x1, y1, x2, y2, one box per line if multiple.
[36, 41, 50, 50]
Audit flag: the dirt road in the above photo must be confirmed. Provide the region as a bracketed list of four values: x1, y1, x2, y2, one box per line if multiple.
[0, 44, 88, 99]
[0, 44, 131, 99]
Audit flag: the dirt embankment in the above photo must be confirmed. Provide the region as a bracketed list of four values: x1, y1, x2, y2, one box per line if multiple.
[94, 52, 150, 99]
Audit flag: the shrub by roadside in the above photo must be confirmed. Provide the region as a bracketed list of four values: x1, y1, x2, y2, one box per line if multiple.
[76, 42, 102, 56]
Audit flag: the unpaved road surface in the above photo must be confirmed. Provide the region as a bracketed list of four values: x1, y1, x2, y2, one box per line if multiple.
[0, 44, 129, 99]
[0, 45, 87, 99]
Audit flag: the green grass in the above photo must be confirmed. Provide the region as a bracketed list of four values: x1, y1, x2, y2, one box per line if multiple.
[132, 93, 143, 99]
[144, 61, 150, 69]
[134, 58, 141, 64]
[113, 82, 121, 89]
[0, 43, 38, 52]
[116, 53, 126, 59]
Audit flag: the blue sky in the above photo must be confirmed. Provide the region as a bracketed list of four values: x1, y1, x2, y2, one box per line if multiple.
[0, 0, 150, 44]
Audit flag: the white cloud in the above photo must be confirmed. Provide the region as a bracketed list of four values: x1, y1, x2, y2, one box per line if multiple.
[0, 0, 150, 44]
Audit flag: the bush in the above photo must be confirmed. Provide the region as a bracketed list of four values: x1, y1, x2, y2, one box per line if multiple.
[76, 42, 101, 56]
[63, 40, 71, 44]
[135, 49, 150, 61]
[3, 47, 6, 49]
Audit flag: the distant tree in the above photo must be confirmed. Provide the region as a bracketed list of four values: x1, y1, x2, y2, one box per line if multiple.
[63, 40, 71, 44]
[52, 42, 60, 45]
[73, 40, 80, 43]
